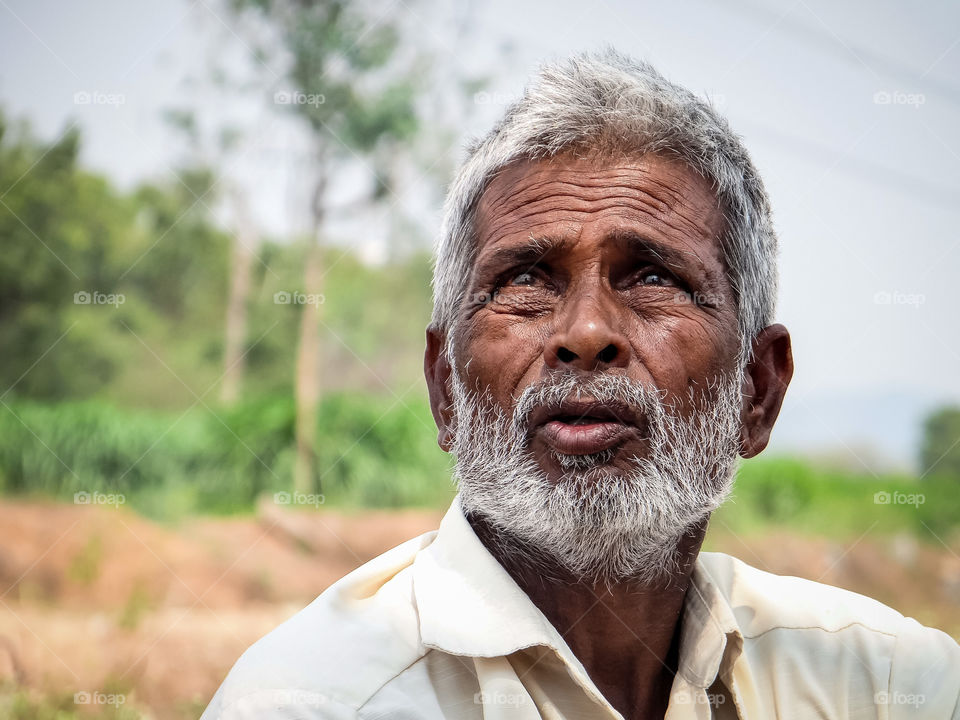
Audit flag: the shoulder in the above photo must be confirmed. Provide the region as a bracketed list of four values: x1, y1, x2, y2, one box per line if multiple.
[202, 531, 439, 720]
[699, 551, 960, 718]
[697, 550, 908, 636]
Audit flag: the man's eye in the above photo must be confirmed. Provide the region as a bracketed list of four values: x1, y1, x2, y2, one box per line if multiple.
[507, 271, 538, 287]
[635, 268, 675, 287]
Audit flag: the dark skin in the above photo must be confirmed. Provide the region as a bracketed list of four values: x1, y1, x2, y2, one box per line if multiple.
[424, 151, 793, 719]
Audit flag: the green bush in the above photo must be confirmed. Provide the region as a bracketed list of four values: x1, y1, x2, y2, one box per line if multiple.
[0, 392, 453, 518]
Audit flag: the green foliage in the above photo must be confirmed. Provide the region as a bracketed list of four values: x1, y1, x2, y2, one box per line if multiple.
[228, 0, 420, 152]
[713, 455, 960, 540]
[920, 405, 960, 479]
[0, 113, 231, 405]
[0, 392, 453, 518]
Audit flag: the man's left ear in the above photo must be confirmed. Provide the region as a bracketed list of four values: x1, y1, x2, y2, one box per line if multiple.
[739, 323, 793, 458]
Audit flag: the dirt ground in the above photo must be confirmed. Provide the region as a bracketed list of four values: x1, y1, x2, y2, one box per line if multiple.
[1, 499, 958, 718]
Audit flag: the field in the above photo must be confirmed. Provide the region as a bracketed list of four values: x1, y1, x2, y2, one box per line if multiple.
[1, 398, 958, 718]
[1, 474, 958, 718]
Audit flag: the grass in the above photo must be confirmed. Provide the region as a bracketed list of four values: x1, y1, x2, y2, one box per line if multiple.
[0, 395, 956, 542]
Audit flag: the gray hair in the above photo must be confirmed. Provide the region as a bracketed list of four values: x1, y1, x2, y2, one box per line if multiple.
[430, 49, 778, 363]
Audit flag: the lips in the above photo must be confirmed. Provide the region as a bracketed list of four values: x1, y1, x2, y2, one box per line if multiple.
[528, 399, 640, 456]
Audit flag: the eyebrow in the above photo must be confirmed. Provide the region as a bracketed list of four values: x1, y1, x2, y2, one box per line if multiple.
[475, 235, 570, 274]
[475, 230, 704, 276]
[606, 229, 704, 274]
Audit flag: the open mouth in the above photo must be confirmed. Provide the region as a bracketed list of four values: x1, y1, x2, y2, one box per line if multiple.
[528, 399, 640, 456]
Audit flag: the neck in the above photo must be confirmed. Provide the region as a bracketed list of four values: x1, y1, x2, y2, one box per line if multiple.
[467, 513, 708, 720]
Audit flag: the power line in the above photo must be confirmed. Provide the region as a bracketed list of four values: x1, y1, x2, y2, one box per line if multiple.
[718, 0, 960, 106]
[743, 121, 960, 213]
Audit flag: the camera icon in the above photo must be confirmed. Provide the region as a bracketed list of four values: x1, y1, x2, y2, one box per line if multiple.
[274, 291, 291, 305]
[74, 291, 91, 304]
[873, 91, 891, 105]
[874, 491, 891, 505]
[274, 91, 291, 105]
[74, 691, 92, 704]
[73, 91, 91, 105]
[74, 491, 91, 505]
[273, 491, 291, 505]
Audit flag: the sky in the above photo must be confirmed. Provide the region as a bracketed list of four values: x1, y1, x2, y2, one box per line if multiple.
[1, 0, 958, 470]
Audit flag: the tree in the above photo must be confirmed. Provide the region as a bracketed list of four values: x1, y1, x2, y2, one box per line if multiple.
[163, 107, 259, 406]
[225, 0, 420, 494]
[0, 113, 129, 399]
[920, 405, 960, 479]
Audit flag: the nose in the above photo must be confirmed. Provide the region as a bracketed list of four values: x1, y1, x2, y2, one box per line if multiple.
[544, 288, 630, 372]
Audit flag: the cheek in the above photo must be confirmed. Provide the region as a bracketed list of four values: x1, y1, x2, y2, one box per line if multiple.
[457, 311, 546, 399]
[629, 311, 738, 396]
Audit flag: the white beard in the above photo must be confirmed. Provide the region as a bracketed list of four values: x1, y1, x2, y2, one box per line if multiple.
[449, 366, 744, 586]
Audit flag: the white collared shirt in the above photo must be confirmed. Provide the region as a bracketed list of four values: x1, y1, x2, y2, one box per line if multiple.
[202, 497, 960, 719]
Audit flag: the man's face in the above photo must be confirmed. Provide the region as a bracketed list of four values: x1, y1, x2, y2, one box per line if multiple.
[451, 152, 741, 480]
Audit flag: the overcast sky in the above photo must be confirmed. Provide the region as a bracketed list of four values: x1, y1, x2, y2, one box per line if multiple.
[1, 0, 958, 469]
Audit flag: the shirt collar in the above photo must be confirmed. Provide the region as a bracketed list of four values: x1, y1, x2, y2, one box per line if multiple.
[413, 495, 744, 689]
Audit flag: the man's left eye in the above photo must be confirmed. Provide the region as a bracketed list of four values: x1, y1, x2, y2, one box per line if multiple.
[508, 271, 537, 286]
[635, 268, 675, 286]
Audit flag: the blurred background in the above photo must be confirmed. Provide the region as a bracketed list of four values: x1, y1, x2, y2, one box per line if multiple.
[0, 0, 958, 717]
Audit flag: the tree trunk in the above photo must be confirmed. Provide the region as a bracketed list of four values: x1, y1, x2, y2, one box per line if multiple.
[293, 170, 328, 495]
[221, 189, 256, 405]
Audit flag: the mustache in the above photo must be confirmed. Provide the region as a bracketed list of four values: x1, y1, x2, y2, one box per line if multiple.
[510, 372, 670, 436]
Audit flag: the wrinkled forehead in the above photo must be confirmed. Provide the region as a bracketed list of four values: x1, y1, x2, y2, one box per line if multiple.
[472, 150, 729, 275]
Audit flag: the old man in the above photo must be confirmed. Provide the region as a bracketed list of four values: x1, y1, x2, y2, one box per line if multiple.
[202, 50, 960, 719]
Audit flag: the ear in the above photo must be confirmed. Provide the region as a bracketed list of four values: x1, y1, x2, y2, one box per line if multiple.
[424, 324, 455, 452]
[739, 323, 793, 458]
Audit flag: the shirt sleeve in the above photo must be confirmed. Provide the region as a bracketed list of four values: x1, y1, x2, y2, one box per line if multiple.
[887, 616, 960, 719]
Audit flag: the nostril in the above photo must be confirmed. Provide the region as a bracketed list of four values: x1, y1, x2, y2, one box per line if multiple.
[596, 344, 618, 364]
[557, 346, 577, 363]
